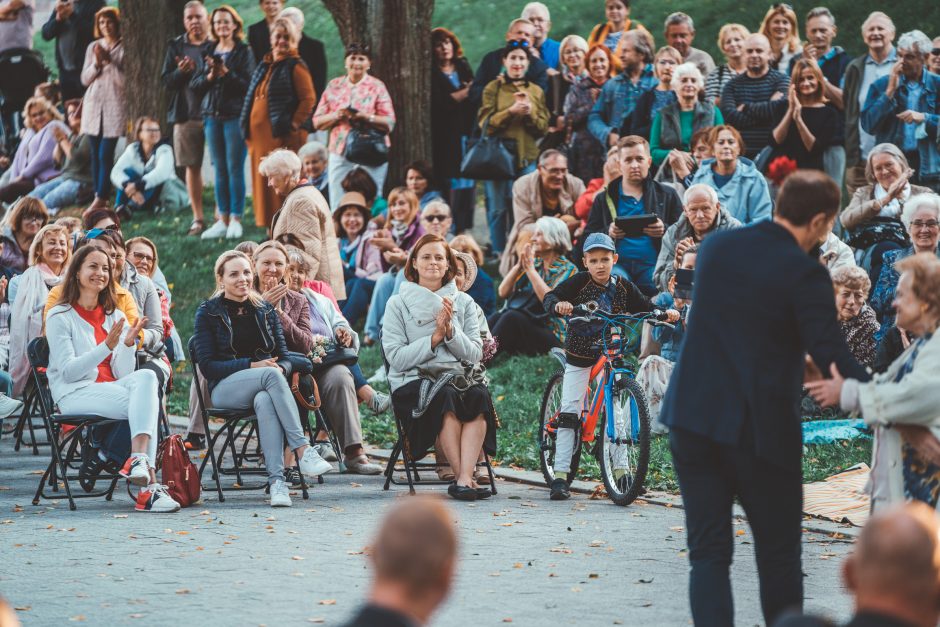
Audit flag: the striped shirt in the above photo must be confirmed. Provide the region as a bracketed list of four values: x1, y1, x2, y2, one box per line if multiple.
[719, 69, 790, 157]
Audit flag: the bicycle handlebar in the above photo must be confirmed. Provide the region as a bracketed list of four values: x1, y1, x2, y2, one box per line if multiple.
[568, 302, 675, 330]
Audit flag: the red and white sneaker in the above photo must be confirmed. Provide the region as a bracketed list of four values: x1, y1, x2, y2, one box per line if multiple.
[119, 455, 152, 486]
[135, 484, 181, 513]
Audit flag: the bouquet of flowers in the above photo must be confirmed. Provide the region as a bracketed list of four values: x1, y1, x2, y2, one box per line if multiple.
[309, 335, 331, 364]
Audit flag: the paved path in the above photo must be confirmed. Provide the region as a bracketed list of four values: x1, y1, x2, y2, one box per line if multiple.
[0, 434, 854, 626]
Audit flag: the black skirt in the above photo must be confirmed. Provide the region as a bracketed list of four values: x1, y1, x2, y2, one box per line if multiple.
[391, 379, 498, 461]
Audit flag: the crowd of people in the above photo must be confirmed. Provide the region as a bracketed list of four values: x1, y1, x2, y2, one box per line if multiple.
[0, 0, 936, 595]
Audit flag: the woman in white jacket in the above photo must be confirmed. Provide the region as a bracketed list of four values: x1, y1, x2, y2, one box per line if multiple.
[807, 253, 940, 512]
[45, 246, 180, 513]
[382, 234, 497, 502]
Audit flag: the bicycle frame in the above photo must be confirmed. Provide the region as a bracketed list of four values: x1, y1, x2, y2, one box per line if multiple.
[579, 336, 640, 445]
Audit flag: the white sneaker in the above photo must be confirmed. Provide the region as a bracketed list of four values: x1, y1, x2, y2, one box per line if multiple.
[367, 390, 390, 415]
[297, 448, 333, 478]
[315, 443, 338, 462]
[135, 484, 181, 513]
[200, 220, 228, 239]
[269, 479, 292, 507]
[367, 365, 386, 385]
[120, 455, 152, 486]
[0, 393, 23, 420]
[225, 220, 243, 239]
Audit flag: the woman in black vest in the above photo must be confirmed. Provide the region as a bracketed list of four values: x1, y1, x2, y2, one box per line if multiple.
[239, 16, 316, 230]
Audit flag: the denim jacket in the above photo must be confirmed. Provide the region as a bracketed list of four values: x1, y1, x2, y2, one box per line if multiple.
[861, 69, 940, 183]
[587, 64, 657, 146]
[192, 296, 289, 390]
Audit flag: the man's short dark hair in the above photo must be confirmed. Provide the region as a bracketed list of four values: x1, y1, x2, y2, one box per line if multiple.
[775, 170, 841, 226]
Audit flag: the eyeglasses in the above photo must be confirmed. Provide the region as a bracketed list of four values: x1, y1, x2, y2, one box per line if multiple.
[23, 215, 45, 224]
[911, 219, 940, 230]
[142, 127, 161, 133]
[422, 214, 450, 222]
[508, 39, 530, 50]
[130, 251, 155, 263]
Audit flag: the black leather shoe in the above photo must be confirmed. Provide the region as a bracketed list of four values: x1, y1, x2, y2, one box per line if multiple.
[475, 487, 493, 499]
[447, 482, 477, 501]
[549, 478, 570, 501]
[183, 433, 206, 451]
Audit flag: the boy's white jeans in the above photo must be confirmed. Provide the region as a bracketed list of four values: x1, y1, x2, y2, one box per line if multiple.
[553, 363, 593, 474]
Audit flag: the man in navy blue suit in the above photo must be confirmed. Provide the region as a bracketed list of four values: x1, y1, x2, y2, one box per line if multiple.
[660, 170, 871, 626]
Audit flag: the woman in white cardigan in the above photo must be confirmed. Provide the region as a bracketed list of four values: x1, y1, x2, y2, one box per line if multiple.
[45, 246, 180, 513]
[807, 253, 940, 512]
[110, 116, 186, 216]
[382, 234, 497, 502]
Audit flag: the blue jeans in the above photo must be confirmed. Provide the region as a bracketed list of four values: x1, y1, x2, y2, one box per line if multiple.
[483, 162, 536, 255]
[88, 135, 118, 199]
[115, 168, 159, 212]
[341, 276, 375, 327]
[364, 270, 406, 340]
[348, 363, 368, 391]
[612, 257, 656, 296]
[29, 177, 88, 211]
[205, 117, 247, 218]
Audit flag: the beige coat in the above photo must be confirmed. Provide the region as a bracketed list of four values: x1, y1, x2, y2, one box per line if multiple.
[839, 184, 932, 231]
[80, 39, 126, 138]
[499, 169, 585, 275]
[271, 184, 346, 300]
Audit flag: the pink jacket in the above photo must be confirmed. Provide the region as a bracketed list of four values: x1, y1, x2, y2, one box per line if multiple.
[80, 39, 126, 138]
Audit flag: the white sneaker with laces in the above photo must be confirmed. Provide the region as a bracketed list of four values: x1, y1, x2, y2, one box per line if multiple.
[200, 219, 228, 239]
[298, 448, 333, 478]
[135, 484, 181, 512]
[0, 393, 24, 420]
[269, 479, 292, 507]
[315, 443, 338, 462]
[225, 220, 243, 239]
[120, 455, 152, 486]
[367, 390, 390, 415]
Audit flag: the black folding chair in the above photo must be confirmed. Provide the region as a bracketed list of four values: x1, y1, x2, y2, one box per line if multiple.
[26, 338, 122, 511]
[378, 333, 497, 496]
[188, 338, 318, 503]
[6, 384, 49, 455]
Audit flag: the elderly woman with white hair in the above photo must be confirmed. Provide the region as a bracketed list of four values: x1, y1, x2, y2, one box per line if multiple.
[650, 62, 724, 173]
[240, 15, 316, 228]
[653, 183, 741, 292]
[298, 141, 329, 200]
[841, 143, 932, 282]
[263, 148, 345, 300]
[488, 216, 577, 356]
[871, 193, 940, 339]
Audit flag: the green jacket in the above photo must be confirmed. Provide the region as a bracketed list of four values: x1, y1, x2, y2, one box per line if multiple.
[478, 77, 549, 169]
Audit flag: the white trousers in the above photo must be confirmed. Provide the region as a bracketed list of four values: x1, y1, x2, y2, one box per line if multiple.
[554, 364, 593, 474]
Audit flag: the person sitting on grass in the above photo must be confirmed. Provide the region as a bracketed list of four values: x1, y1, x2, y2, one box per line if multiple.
[45, 245, 179, 513]
[542, 232, 679, 501]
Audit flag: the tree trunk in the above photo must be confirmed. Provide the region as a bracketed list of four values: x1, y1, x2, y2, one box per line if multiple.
[118, 0, 188, 134]
[322, 0, 434, 192]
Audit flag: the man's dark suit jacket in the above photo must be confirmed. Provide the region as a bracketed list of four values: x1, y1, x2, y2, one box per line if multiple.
[247, 20, 327, 97]
[660, 220, 870, 471]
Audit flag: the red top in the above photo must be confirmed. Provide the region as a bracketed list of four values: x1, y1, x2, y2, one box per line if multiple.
[73, 304, 116, 383]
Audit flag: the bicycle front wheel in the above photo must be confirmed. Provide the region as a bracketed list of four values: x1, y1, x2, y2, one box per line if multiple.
[538, 370, 582, 487]
[597, 375, 650, 506]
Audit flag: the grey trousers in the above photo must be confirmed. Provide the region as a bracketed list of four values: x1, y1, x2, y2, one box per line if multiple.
[210, 367, 309, 484]
[317, 365, 362, 453]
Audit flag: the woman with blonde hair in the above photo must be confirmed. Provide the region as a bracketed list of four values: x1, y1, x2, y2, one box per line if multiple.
[705, 23, 750, 104]
[759, 3, 801, 72]
[192, 249, 333, 507]
[0, 97, 69, 203]
[8, 224, 71, 396]
[0, 197, 50, 273]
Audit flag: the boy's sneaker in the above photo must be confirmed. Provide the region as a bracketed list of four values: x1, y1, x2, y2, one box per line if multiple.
[270, 479, 292, 507]
[200, 219, 228, 239]
[367, 390, 391, 415]
[135, 484, 181, 513]
[225, 220, 243, 240]
[120, 455, 152, 486]
[549, 478, 570, 501]
[298, 448, 333, 478]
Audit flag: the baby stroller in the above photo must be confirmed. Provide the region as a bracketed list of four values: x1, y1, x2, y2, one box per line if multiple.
[0, 48, 51, 157]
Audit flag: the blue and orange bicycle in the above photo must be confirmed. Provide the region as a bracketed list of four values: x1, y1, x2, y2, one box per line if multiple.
[538, 303, 674, 506]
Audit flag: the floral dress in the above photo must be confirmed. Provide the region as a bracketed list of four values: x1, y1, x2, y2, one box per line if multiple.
[314, 74, 396, 155]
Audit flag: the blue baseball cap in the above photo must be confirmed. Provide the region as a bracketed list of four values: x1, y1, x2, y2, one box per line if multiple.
[583, 232, 616, 253]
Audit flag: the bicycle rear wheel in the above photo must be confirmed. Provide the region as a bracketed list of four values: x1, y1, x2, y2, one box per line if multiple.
[597, 375, 650, 506]
[538, 370, 581, 487]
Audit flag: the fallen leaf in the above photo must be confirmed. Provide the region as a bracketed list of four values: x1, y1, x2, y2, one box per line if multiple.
[292, 556, 305, 561]
[589, 540, 605, 547]
[69, 615, 85, 621]
[318, 599, 336, 606]
[736, 529, 746, 536]
[502, 619, 512, 623]
[307, 619, 325, 624]
[176, 589, 190, 595]
[14, 606, 30, 611]
[513, 563, 523, 569]
[589, 573, 599, 579]
[113, 514, 128, 519]
[637, 578, 654, 584]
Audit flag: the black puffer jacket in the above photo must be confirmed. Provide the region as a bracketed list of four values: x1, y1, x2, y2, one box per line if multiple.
[239, 53, 308, 139]
[191, 40, 257, 121]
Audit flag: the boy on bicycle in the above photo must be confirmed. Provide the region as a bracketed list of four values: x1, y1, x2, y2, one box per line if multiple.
[542, 232, 679, 500]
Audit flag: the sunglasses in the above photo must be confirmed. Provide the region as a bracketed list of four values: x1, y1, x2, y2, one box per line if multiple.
[931, 48, 940, 56]
[422, 214, 450, 222]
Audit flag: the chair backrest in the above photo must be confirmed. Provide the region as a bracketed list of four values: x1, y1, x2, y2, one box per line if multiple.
[187, 336, 210, 416]
[26, 336, 56, 418]
[26, 336, 49, 370]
